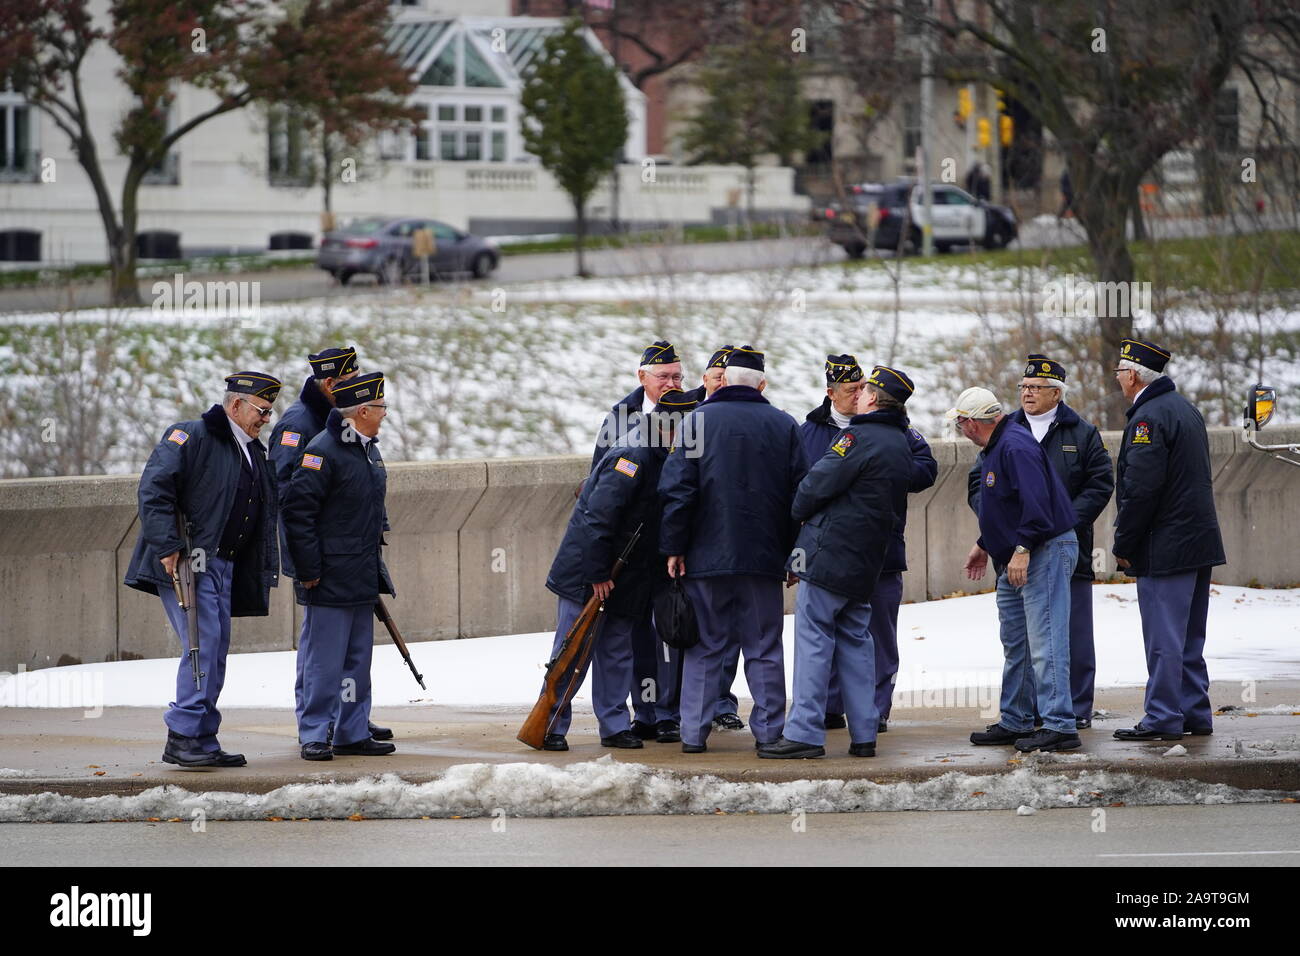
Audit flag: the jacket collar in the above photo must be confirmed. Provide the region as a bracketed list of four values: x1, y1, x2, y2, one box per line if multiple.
[983, 414, 1015, 454]
[1009, 400, 1080, 429]
[203, 403, 268, 454]
[614, 385, 646, 413]
[707, 384, 769, 405]
[1127, 376, 1176, 418]
[299, 375, 333, 428]
[806, 395, 833, 425]
[850, 407, 907, 429]
[325, 407, 376, 447]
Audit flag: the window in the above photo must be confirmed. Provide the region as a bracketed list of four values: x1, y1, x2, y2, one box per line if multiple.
[1214, 87, 1238, 151]
[464, 131, 481, 160]
[464, 105, 482, 123]
[420, 40, 457, 86]
[0, 95, 35, 180]
[439, 131, 457, 160]
[491, 106, 505, 123]
[415, 128, 433, 160]
[491, 130, 506, 162]
[438, 104, 456, 122]
[902, 101, 921, 161]
[464, 38, 505, 88]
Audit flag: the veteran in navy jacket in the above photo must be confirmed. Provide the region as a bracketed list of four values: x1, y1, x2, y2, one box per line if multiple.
[801, 356, 938, 732]
[1111, 339, 1225, 742]
[541, 389, 701, 750]
[967, 354, 1113, 726]
[659, 346, 809, 752]
[956, 386, 1082, 754]
[124, 371, 282, 768]
[760, 368, 916, 759]
[282, 372, 397, 761]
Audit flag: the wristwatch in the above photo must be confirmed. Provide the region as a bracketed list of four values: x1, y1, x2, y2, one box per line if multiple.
[1014, 545, 1030, 555]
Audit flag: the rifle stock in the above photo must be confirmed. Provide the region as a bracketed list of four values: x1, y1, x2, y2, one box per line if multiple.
[517, 523, 643, 750]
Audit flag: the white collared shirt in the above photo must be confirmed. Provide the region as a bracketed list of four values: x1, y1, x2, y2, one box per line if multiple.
[1132, 384, 1149, 405]
[226, 413, 255, 468]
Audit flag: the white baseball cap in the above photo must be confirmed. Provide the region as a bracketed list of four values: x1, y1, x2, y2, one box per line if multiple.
[946, 386, 1002, 422]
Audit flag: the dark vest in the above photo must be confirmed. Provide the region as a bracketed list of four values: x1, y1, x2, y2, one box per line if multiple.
[219, 441, 265, 556]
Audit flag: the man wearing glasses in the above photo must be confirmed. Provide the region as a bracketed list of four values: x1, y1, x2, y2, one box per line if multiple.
[1111, 340, 1224, 741]
[282, 372, 397, 760]
[124, 371, 283, 768]
[967, 354, 1112, 729]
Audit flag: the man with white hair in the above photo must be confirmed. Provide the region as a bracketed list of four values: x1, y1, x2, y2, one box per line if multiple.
[1111, 339, 1225, 741]
[967, 354, 1113, 729]
[660, 346, 809, 753]
[955, 386, 1081, 753]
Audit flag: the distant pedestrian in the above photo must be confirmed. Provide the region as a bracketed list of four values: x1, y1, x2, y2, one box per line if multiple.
[1058, 169, 1074, 219]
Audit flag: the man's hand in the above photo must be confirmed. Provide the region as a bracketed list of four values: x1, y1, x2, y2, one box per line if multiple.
[160, 551, 180, 577]
[302, 578, 320, 589]
[1007, 550, 1030, 587]
[666, 555, 686, 578]
[963, 544, 988, 581]
[1116, 556, 1131, 571]
[592, 580, 614, 601]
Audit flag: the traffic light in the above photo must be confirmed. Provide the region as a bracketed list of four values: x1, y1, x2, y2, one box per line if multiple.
[995, 88, 1006, 114]
[957, 87, 972, 121]
[977, 117, 991, 148]
[999, 114, 1013, 146]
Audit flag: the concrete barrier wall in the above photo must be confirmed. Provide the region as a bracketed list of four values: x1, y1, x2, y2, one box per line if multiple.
[2, 424, 1298, 671]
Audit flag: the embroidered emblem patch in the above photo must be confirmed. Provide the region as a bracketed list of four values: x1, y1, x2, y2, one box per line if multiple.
[167, 429, 189, 446]
[1062, 444, 1077, 452]
[1132, 422, 1151, 444]
[302, 453, 324, 470]
[985, 471, 996, 488]
[614, 457, 639, 478]
[280, 431, 301, 448]
[908, 427, 923, 441]
[830, 432, 855, 457]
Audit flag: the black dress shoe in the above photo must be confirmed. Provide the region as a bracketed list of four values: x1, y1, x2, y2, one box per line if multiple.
[601, 730, 645, 749]
[969, 723, 1036, 746]
[1014, 729, 1082, 752]
[1076, 718, 1092, 730]
[333, 737, 396, 756]
[1185, 726, 1213, 736]
[824, 713, 847, 730]
[211, 749, 247, 767]
[542, 734, 568, 752]
[655, 720, 681, 743]
[369, 721, 393, 741]
[630, 720, 658, 740]
[757, 736, 825, 759]
[1113, 724, 1183, 741]
[301, 741, 333, 761]
[849, 741, 876, 757]
[713, 713, 745, 731]
[878, 718, 889, 733]
[682, 742, 707, 753]
[162, 730, 218, 767]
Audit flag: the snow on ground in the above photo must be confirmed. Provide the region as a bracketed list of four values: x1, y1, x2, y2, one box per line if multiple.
[0, 760, 1289, 822]
[2, 584, 1297, 713]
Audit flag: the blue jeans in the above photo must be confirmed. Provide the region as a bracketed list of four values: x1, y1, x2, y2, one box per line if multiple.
[994, 530, 1077, 735]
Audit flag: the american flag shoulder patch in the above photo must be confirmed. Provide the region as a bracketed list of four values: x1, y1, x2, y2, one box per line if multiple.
[167, 429, 189, 446]
[280, 431, 301, 447]
[301, 453, 324, 471]
[614, 457, 639, 478]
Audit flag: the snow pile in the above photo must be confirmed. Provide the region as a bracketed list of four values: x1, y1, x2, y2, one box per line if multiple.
[1244, 735, 1300, 752]
[0, 769, 35, 778]
[0, 759, 1291, 822]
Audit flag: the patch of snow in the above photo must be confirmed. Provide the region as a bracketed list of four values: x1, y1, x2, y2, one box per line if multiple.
[0, 769, 35, 778]
[1162, 744, 1189, 757]
[1016, 805, 1037, 815]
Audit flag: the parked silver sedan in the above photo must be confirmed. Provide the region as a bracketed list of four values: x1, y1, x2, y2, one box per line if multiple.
[317, 216, 499, 285]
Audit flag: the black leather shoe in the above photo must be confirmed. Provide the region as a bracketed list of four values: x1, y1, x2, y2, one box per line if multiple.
[1113, 724, 1183, 741]
[878, 719, 889, 733]
[326, 721, 334, 746]
[754, 739, 777, 750]
[655, 720, 681, 743]
[542, 734, 568, 752]
[630, 720, 658, 740]
[369, 721, 393, 741]
[1185, 727, 1213, 736]
[162, 731, 218, 767]
[333, 737, 396, 756]
[1014, 729, 1082, 752]
[757, 736, 825, 759]
[601, 730, 645, 749]
[849, 741, 876, 757]
[682, 742, 707, 753]
[970, 723, 1036, 746]
[301, 741, 333, 761]
[211, 749, 247, 767]
[1076, 718, 1092, 730]
[824, 713, 847, 730]
[712, 713, 745, 731]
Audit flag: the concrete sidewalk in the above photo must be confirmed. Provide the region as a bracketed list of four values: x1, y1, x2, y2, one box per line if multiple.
[2, 681, 1298, 798]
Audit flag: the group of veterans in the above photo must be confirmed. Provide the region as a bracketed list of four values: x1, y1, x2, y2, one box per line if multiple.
[124, 348, 399, 765]
[541, 336, 1224, 757]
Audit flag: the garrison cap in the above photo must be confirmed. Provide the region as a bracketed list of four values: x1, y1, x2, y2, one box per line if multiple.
[1024, 353, 1065, 383]
[309, 346, 359, 379]
[224, 371, 282, 403]
[825, 354, 864, 385]
[706, 345, 735, 370]
[867, 365, 915, 404]
[1119, 338, 1171, 373]
[331, 371, 385, 407]
[724, 345, 764, 372]
[653, 388, 700, 414]
[641, 340, 679, 366]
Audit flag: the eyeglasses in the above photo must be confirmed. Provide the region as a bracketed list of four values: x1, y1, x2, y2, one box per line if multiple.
[954, 416, 971, 426]
[647, 373, 684, 384]
[1017, 384, 1057, 393]
[1112, 367, 1135, 377]
[365, 403, 389, 411]
[238, 398, 273, 418]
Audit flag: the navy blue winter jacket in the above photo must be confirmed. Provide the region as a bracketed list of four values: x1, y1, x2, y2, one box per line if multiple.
[268, 376, 333, 576]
